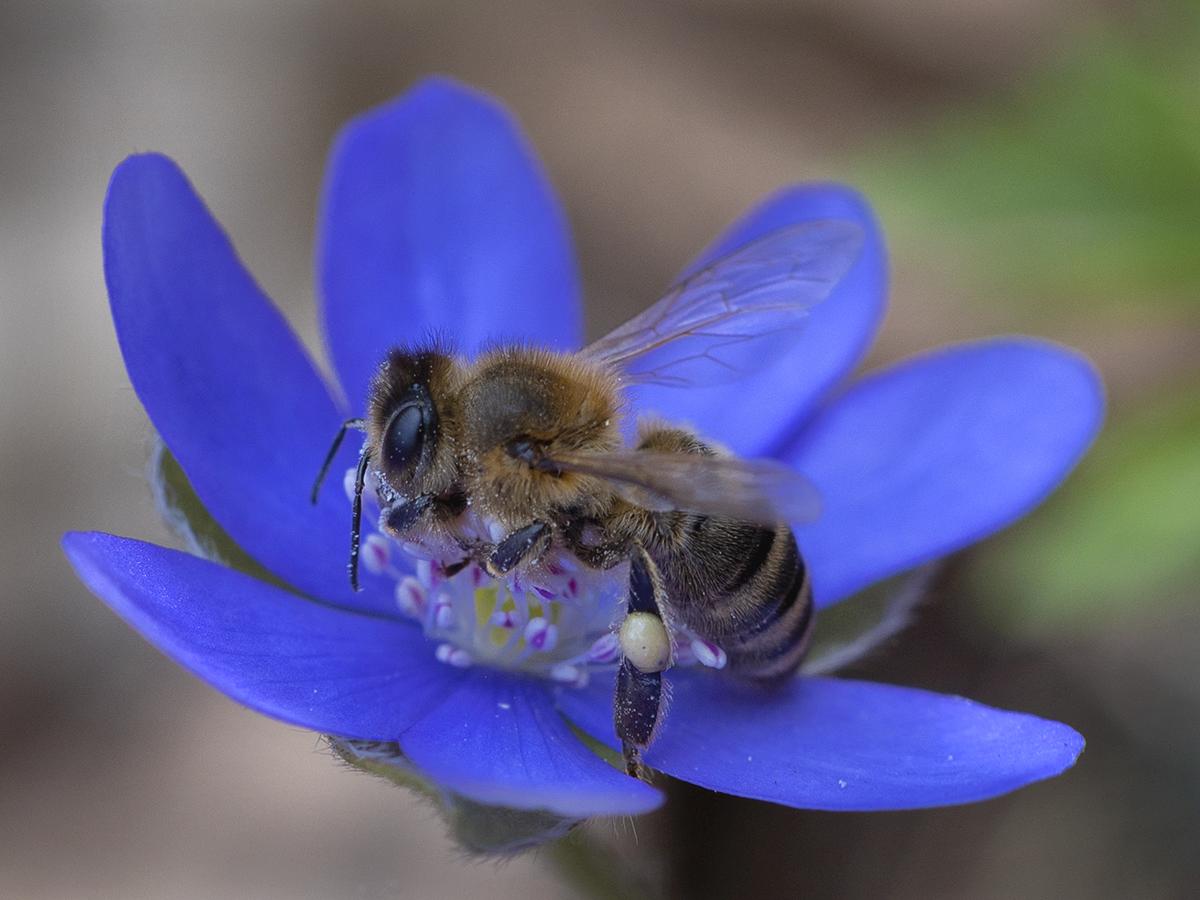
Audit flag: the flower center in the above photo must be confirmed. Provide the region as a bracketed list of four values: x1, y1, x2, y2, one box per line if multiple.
[345, 467, 730, 686]
[398, 554, 625, 687]
[347, 469, 624, 687]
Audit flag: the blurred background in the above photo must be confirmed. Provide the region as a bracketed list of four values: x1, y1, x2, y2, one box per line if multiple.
[2, 1, 1198, 897]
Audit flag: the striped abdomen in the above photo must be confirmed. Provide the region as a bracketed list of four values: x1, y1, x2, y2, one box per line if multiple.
[652, 514, 815, 682]
[626, 424, 815, 681]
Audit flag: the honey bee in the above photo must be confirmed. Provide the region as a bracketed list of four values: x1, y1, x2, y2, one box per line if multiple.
[312, 221, 862, 777]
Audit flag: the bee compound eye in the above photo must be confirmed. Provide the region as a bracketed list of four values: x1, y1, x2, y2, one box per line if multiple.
[620, 612, 671, 673]
[382, 402, 427, 471]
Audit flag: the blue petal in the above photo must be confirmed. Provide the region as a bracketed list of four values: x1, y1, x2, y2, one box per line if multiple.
[557, 671, 1083, 811]
[63, 532, 459, 737]
[103, 154, 395, 613]
[627, 185, 886, 457]
[400, 671, 661, 817]
[784, 338, 1104, 608]
[319, 77, 583, 406]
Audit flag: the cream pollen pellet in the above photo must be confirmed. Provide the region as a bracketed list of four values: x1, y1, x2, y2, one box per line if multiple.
[619, 612, 671, 673]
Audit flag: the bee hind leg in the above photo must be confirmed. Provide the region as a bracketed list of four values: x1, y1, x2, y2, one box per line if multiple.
[614, 547, 672, 780]
[616, 660, 662, 779]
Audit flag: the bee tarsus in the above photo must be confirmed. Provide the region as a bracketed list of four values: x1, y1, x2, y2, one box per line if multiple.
[617, 662, 663, 780]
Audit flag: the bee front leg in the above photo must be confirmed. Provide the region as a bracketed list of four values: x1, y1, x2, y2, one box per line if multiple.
[485, 521, 552, 577]
[382, 493, 471, 566]
[382, 494, 435, 533]
[615, 546, 672, 780]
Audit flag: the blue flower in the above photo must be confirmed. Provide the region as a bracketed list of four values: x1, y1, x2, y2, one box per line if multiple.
[63, 77, 1103, 819]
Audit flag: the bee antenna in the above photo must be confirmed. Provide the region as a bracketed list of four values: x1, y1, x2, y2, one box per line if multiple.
[311, 418, 366, 504]
[349, 448, 371, 592]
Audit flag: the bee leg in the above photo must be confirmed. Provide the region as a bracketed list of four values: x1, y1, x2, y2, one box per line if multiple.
[441, 557, 472, 578]
[486, 521, 551, 576]
[382, 493, 434, 533]
[615, 547, 671, 779]
[616, 660, 661, 779]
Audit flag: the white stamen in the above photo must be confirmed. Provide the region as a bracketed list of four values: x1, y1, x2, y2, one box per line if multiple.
[395, 577, 427, 617]
[343, 466, 381, 508]
[524, 617, 558, 653]
[586, 632, 620, 664]
[435, 643, 473, 668]
[340, 484, 626, 686]
[361, 534, 391, 575]
[549, 663, 587, 687]
[415, 559, 441, 589]
[691, 638, 728, 669]
[433, 599, 456, 631]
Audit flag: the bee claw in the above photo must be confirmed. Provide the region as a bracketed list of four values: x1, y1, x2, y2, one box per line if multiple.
[622, 742, 650, 782]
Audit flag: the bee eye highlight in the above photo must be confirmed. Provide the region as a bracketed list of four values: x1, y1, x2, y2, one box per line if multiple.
[382, 401, 429, 472]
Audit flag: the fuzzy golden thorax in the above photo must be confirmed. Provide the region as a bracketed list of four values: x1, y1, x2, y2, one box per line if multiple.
[457, 347, 624, 526]
[365, 347, 466, 500]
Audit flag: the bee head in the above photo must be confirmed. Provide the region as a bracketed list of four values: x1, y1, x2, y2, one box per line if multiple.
[366, 348, 461, 497]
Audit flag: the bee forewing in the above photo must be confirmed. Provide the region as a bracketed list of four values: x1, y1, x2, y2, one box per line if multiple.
[550, 449, 822, 525]
[582, 220, 863, 388]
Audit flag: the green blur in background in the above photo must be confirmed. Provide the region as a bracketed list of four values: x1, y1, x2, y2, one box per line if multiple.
[1, 2, 1197, 898]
